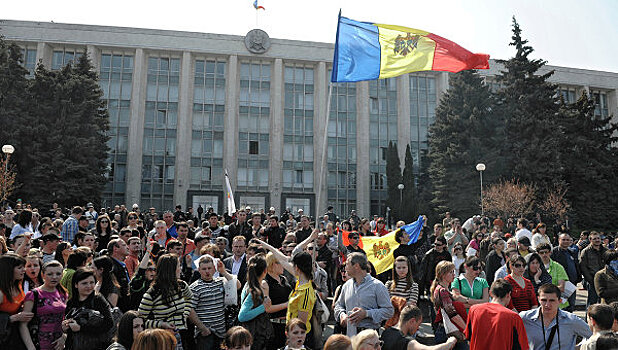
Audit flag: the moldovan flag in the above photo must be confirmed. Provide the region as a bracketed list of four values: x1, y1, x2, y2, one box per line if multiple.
[331, 14, 490, 83]
[224, 170, 236, 214]
[341, 229, 400, 275]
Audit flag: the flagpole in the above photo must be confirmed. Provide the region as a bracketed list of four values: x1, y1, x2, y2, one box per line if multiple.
[316, 82, 333, 224]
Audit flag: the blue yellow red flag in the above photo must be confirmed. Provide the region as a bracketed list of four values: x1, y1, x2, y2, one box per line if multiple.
[361, 231, 399, 275]
[331, 14, 489, 82]
[253, 0, 265, 10]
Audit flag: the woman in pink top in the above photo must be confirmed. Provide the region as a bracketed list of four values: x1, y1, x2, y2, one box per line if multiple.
[19, 260, 68, 350]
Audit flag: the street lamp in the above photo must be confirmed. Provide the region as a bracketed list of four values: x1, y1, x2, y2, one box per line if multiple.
[2, 145, 14, 170]
[397, 183, 404, 221]
[476, 163, 486, 216]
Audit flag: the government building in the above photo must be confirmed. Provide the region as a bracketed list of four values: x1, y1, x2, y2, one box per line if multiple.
[2, 20, 617, 218]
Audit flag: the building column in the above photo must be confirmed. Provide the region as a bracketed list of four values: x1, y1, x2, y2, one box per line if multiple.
[356, 81, 370, 218]
[397, 75, 411, 167]
[269, 58, 284, 213]
[313, 61, 328, 217]
[174, 51, 193, 207]
[435, 72, 450, 102]
[86, 45, 100, 71]
[223, 55, 239, 188]
[35, 42, 52, 68]
[125, 48, 147, 206]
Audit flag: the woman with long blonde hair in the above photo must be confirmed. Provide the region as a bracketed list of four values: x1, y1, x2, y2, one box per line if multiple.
[430, 261, 467, 349]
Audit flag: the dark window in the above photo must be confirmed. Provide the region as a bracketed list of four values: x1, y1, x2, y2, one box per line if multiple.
[249, 141, 259, 154]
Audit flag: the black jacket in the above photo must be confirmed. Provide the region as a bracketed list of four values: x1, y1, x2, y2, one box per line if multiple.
[551, 246, 582, 284]
[227, 221, 252, 248]
[485, 250, 506, 286]
[224, 255, 248, 287]
[110, 256, 131, 312]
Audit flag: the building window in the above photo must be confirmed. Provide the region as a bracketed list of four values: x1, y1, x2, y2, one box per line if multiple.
[409, 74, 436, 169]
[591, 90, 609, 119]
[326, 71, 357, 216]
[52, 48, 84, 70]
[249, 141, 259, 154]
[19, 48, 37, 76]
[369, 78, 398, 215]
[283, 65, 314, 193]
[141, 56, 180, 210]
[100, 53, 133, 208]
[191, 58, 225, 191]
[238, 62, 270, 191]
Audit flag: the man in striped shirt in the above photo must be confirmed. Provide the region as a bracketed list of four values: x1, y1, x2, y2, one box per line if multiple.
[189, 255, 241, 350]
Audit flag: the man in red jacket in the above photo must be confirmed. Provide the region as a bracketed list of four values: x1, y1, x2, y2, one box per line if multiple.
[465, 279, 529, 350]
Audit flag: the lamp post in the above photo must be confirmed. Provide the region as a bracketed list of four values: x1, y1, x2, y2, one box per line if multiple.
[397, 183, 404, 221]
[476, 163, 486, 216]
[2, 145, 14, 169]
[2, 145, 15, 208]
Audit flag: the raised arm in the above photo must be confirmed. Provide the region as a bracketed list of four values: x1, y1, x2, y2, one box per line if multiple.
[292, 228, 319, 256]
[254, 239, 295, 275]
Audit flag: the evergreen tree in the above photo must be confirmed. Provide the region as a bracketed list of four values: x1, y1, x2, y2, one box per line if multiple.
[0, 37, 30, 204]
[385, 141, 402, 222]
[428, 70, 502, 220]
[401, 144, 418, 222]
[417, 149, 436, 223]
[558, 92, 618, 228]
[497, 17, 563, 194]
[13, 54, 109, 208]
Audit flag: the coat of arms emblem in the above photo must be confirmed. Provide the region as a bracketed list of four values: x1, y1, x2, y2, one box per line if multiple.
[394, 33, 421, 57]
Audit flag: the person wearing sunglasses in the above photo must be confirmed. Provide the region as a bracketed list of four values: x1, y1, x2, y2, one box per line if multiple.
[418, 236, 451, 297]
[505, 255, 538, 312]
[451, 256, 489, 311]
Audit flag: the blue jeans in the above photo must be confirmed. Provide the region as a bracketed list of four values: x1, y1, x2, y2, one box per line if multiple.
[434, 325, 469, 350]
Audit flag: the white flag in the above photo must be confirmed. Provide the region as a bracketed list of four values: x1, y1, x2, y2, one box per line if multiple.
[224, 170, 237, 214]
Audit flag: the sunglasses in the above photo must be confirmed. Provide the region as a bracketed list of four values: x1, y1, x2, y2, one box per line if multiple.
[349, 236, 359, 240]
[435, 244, 444, 247]
[101, 220, 109, 223]
[146, 267, 156, 272]
[469, 265, 480, 271]
[513, 263, 524, 268]
[129, 216, 137, 219]
[307, 247, 315, 251]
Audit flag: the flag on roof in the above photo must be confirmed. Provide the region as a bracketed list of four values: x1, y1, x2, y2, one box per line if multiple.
[253, 0, 265, 10]
[331, 14, 490, 83]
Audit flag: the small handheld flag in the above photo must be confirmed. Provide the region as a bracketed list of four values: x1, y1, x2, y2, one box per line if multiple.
[253, 0, 265, 10]
[402, 215, 425, 245]
[331, 14, 489, 83]
[224, 170, 237, 214]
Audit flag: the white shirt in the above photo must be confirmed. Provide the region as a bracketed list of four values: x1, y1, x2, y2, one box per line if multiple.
[232, 253, 245, 276]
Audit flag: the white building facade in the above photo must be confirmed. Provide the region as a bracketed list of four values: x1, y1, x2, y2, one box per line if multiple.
[2, 20, 617, 218]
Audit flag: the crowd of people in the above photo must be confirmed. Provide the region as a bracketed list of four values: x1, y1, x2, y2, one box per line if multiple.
[1, 202, 618, 350]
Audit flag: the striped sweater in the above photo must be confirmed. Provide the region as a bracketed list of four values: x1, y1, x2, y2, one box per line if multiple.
[385, 278, 419, 304]
[138, 280, 193, 330]
[190, 277, 226, 338]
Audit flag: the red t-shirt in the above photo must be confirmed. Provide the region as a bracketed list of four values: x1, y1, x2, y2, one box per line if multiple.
[505, 275, 538, 312]
[465, 302, 529, 350]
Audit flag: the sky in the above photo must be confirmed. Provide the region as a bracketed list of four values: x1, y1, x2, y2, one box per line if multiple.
[2, 0, 617, 73]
